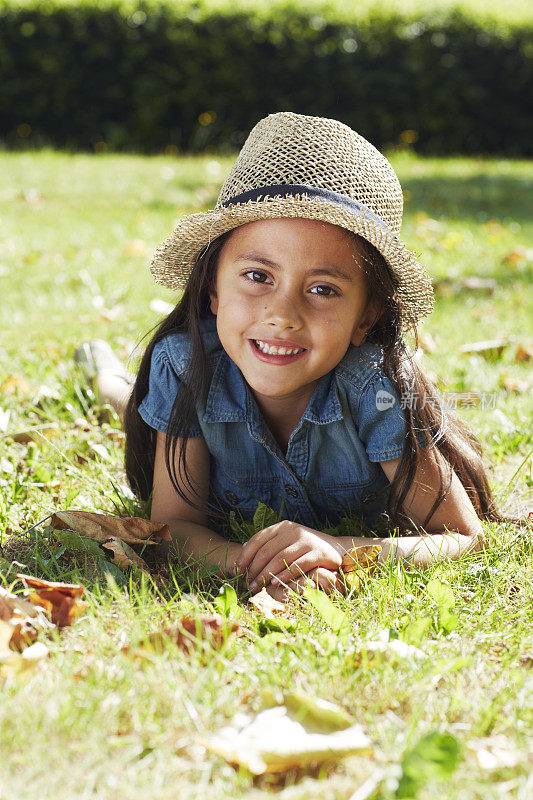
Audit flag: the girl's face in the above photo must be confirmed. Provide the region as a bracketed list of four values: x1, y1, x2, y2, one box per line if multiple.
[209, 218, 381, 415]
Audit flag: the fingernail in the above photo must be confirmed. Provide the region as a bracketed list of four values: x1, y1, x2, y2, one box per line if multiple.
[270, 576, 280, 585]
[250, 581, 258, 591]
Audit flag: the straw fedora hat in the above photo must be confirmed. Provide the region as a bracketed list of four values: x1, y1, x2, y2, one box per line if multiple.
[150, 112, 434, 329]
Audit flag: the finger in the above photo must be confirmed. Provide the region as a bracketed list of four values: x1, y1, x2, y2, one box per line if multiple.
[235, 523, 281, 571]
[264, 582, 291, 603]
[289, 574, 317, 595]
[248, 544, 305, 588]
[311, 567, 345, 595]
[269, 551, 335, 588]
[268, 575, 315, 601]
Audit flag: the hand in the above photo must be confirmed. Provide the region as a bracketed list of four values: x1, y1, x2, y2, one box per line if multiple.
[262, 567, 344, 602]
[223, 541, 243, 576]
[234, 520, 344, 592]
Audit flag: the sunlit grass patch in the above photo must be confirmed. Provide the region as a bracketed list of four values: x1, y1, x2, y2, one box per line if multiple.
[0, 150, 531, 798]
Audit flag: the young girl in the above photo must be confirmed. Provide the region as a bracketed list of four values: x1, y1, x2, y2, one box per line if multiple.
[118, 112, 505, 600]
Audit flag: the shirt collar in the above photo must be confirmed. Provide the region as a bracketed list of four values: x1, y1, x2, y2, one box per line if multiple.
[202, 350, 343, 425]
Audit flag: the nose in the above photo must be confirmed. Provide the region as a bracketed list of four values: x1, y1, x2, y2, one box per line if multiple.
[263, 290, 303, 330]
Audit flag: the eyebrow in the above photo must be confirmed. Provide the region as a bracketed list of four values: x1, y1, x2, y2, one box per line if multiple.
[235, 253, 356, 282]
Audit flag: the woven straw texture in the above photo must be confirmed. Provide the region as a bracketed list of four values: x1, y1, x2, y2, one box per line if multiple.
[151, 112, 434, 329]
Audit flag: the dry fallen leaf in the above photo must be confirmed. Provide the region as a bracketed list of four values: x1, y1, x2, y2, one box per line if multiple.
[249, 588, 286, 618]
[0, 586, 54, 651]
[340, 545, 382, 591]
[126, 614, 241, 657]
[0, 641, 50, 681]
[0, 374, 34, 396]
[101, 537, 150, 572]
[9, 424, 61, 444]
[432, 277, 497, 296]
[200, 704, 372, 774]
[51, 510, 171, 545]
[16, 573, 88, 628]
[500, 372, 533, 393]
[458, 339, 507, 359]
[514, 343, 533, 363]
[503, 246, 532, 265]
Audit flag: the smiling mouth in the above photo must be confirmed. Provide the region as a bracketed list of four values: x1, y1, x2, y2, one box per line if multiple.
[251, 339, 306, 356]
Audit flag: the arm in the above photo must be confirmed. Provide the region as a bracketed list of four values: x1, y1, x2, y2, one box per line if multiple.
[238, 447, 486, 592]
[333, 448, 486, 568]
[151, 431, 242, 574]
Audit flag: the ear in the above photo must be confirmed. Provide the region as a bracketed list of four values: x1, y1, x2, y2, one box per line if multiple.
[208, 286, 218, 315]
[350, 303, 382, 347]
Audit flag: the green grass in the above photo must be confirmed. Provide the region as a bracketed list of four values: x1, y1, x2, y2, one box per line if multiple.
[0, 148, 532, 799]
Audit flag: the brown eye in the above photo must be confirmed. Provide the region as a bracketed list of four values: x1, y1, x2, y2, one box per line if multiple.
[310, 285, 338, 297]
[244, 270, 270, 284]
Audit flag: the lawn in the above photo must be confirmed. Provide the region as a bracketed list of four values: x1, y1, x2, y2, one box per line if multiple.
[0, 149, 532, 799]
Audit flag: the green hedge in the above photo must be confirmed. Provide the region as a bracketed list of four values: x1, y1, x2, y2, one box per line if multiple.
[1, 0, 531, 155]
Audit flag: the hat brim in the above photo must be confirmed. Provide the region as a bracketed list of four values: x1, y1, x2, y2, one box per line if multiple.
[150, 194, 434, 329]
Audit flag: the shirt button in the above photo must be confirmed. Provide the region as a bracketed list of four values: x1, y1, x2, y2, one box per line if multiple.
[224, 490, 239, 505]
[284, 484, 299, 499]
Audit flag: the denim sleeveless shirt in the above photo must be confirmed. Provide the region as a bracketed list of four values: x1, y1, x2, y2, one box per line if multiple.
[138, 314, 424, 534]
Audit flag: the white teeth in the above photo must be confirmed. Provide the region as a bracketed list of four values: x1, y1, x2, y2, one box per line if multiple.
[254, 340, 303, 356]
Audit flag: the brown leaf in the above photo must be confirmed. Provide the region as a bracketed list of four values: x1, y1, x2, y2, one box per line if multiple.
[460, 276, 497, 294]
[249, 588, 286, 618]
[16, 574, 88, 628]
[514, 343, 533, 363]
[500, 372, 533, 393]
[0, 374, 34, 396]
[503, 246, 531, 265]
[519, 651, 533, 667]
[101, 537, 150, 571]
[51, 510, 171, 545]
[0, 586, 55, 651]
[432, 277, 497, 296]
[0, 641, 50, 681]
[459, 339, 507, 359]
[9, 424, 61, 444]
[200, 705, 372, 774]
[127, 614, 241, 656]
[340, 545, 382, 592]
[341, 545, 382, 573]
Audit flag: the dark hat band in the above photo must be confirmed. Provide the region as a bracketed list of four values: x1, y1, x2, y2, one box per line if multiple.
[220, 184, 392, 234]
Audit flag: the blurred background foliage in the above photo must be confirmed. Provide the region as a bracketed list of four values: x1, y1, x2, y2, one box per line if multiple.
[0, 0, 531, 155]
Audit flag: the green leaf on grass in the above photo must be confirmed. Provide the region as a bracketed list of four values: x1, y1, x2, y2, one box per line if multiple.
[214, 584, 238, 617]
[426, 578, 454, 610]
[54, 529, 103, 559]
[284, 690, 355, 732]
[228, 511, 256, 543]
[303, 587, 348, 636]
[253, 502, 278, 532]
[396, 731, 461, 798]
[99, 559, 128, 586]
[438, 607, 459, 634]
[427, 578, 458, 634]
[258, 617, 295, 635]
[402, 617, 432, 645]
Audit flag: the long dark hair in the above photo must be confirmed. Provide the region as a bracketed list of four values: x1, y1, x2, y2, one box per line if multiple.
[124, 227, 519, 532]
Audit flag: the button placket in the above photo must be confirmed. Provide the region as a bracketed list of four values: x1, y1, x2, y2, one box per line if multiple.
[249, 431, 319, 528]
